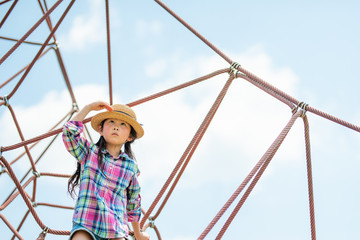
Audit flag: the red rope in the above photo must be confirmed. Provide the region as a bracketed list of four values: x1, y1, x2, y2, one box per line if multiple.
[0, 156, 70, 236]
[215, 111, 301, 239]
[1, 1, 359, 239]
[0, 47, 52, 89]
[0, 213, 24, 240]
[302, 115, 317, 240]
[105, 0, 113, 105]
[0, 0, 64, 65]
[154, 0, 232, 65]
[5, 0, 75, 100]
[0, 0, 18, 28]
[141, 75, 235, 228]
[129, 69, 228, 107]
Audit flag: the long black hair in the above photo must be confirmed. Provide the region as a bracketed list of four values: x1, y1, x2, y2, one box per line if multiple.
[68, 119, 137, 198]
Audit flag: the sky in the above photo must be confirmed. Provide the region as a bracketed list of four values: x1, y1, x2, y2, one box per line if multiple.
[1, 0, 360, 239]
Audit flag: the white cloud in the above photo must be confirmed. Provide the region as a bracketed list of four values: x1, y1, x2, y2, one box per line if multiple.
[0, 46, 303, 235]
[0, 84, 110, 177]
[132, 46, 305, 196]
[0, 45, 303, 194]
[58, 0, 116, 51]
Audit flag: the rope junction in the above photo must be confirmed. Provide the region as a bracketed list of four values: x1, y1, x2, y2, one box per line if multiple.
[1, 0, 359, 239]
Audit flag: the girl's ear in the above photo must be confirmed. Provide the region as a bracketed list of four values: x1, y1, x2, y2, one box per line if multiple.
[127, 136, 134, 142]
[97, 125, 103, 135]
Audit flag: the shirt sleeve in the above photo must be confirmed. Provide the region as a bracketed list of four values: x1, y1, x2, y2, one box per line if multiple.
[62, 121, 91, 164]
[126, 164, 142, 222]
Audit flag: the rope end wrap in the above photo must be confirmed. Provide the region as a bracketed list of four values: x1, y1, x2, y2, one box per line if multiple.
[36, 226, 49, 240]
[228, 62, 243, 78]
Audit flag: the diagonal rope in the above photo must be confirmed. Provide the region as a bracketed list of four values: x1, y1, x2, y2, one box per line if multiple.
[140, 75, 235, 228]
[214, 111, 301, 239]
[0, 0, 64, 65]
[154, 0, 232, 64]
[1, 1, 359, 239]
[0, 0, 18, 29]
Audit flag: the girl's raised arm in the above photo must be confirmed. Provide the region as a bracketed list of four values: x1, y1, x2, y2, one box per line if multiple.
[71, 101, 113, 122]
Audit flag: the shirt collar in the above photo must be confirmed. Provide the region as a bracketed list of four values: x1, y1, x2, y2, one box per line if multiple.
[100, 148, 128, 160]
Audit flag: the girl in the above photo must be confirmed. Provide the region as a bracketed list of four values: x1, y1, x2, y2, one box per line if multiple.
[62, 101, 149, 240]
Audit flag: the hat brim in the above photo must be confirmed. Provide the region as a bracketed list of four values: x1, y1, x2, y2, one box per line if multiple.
[91, 111, 144, 139]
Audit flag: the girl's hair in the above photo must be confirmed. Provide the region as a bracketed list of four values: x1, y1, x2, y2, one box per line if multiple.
[68, 119, 137, 198]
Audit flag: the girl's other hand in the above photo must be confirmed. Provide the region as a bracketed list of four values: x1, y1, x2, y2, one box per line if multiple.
[88, 101, 113, 112]
[138, 232, 150, 240]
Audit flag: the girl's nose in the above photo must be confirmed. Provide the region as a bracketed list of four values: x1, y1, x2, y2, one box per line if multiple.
[113, 126, 119, 131]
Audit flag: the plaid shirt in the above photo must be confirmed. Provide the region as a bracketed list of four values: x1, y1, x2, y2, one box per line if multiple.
[62, 121, 141, 238]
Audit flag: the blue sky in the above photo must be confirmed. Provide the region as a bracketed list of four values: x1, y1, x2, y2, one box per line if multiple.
[1, 0, 359, 239]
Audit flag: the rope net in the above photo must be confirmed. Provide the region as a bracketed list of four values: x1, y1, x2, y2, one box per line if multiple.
[1, 0, 359, 239]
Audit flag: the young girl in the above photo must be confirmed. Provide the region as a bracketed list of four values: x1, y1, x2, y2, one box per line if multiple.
[62, 101, 149, 240]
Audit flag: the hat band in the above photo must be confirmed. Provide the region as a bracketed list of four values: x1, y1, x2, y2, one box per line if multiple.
[113, 110, 135, 120]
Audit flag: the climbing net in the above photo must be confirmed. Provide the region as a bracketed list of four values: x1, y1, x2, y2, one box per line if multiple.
[1, 0, 359, 239]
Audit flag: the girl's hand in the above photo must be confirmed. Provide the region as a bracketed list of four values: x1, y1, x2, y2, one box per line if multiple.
[71, 101, 113, 122]
[137, 232, 150, 240]
[87, 101, 113, 112]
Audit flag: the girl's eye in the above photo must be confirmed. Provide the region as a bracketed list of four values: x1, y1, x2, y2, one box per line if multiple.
[121, 122, 126, 126]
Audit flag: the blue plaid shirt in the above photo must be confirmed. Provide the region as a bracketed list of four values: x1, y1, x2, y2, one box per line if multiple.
[63, 121, 141, 238]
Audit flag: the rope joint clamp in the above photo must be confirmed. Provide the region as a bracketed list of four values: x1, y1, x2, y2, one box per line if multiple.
[72, 102, 79, 112]
[33, 170, 41, 178]
[148, 216, 155, 228]
[0, 166, 5, 175]
[3, 95, 9, 107]
[42, 226, 49, 236]
[293, 101, 308, 118]
[228, 62, 244, 78]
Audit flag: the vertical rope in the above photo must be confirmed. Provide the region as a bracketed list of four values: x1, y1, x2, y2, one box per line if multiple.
[302, 115, 317, 240]
[105, 0, 113, 105]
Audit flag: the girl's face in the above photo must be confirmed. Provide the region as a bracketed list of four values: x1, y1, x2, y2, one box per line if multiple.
[99, 118, 133, 147]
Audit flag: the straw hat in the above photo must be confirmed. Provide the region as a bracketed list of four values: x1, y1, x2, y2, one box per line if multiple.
[91, 104, 144, 139]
